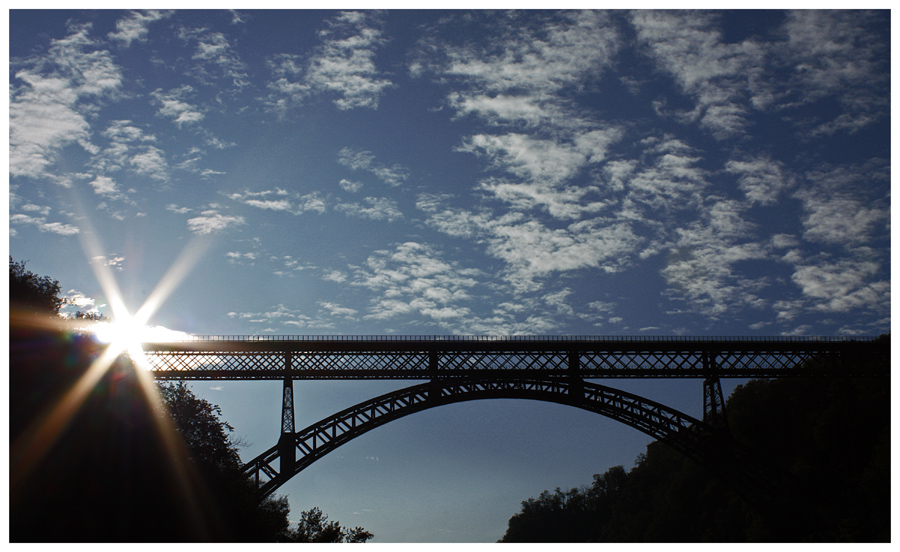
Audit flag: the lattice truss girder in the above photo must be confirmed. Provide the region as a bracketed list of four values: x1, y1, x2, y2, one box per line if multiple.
[579, 350, 820, 375]
[144, 347, 851, 378]
[243, 378, 708, 495]
[143, 352, 284, 373]
[437, 352, 570, 372]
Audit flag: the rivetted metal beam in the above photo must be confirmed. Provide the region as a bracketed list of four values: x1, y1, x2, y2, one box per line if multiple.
[139, 335, 887, 380]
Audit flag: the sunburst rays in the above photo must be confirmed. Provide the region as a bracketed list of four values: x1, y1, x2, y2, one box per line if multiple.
[11, 217, 218, 536]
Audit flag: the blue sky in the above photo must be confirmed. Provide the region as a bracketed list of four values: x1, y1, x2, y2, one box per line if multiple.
[7, 9, 891, 542]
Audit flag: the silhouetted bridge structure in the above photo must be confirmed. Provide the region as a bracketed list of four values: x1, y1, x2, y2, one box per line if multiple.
[141, 335, 887, 516]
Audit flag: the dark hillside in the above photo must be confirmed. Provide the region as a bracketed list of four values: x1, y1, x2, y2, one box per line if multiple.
[9, 258, 373, 542]
[501, 344, 889, 542]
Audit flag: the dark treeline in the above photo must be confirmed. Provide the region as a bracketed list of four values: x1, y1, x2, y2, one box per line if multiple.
[500, 341, 889, 542]
[10, 258, 371, 542]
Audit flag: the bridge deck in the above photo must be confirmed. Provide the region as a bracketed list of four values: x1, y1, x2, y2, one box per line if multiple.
[138, 335, 886, 380]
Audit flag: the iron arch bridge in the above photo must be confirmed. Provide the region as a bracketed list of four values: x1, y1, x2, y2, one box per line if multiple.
[141, 335, 886, 512]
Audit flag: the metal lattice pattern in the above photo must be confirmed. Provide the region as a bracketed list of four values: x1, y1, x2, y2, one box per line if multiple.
[436, 352, 569, 373]
[143, 337, 885, 380]
[296, 352, 430, 373]
[142, 352, 285, 375]
[715, 350, 818, 373]
[579, 351, 706, 375]
[242, 378, 707, 496]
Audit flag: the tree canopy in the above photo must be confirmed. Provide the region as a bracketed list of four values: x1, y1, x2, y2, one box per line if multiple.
[289, 506, 374, 543]
[9, 259, 372, 542]
[500, 354, 890, 542]
[9, 256, 64, 315]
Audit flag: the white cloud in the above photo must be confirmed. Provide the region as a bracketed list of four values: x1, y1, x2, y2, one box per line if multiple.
[244, 199, 293, 211]
[415, 193, 454, 214]
[10, 25, 122, 179]
[180, 27, 248, 87]
[322, 270, 348, 283]
[421, 197, 642, 293]
[337, 147, 409, 186]
[448, 93, 555, 128]
[318, 301, 358, 318]
[152, 86, 205, 126]
[308, 11, 393, 110]
[622, 136, 709, 213]
[9, 78, 92, 179]
[65, 290, 96, 308]
[791, 257, 889, 314]
[725, 156, 794, 205]
[350, 242, 481, 325]
[479, 179, 608, 220]
[167, 204, 192, 215]
[128, 147, 168, 180]
[89, 176, 122, 198]
[103, 120, 154, 143]
[265, 11, 392, 113]
[484, 217, 642, 293]
[92, 121, 168, 181]
[461, 133, 589, 185]
[779, 10, 889, 135]
[441, 11, 619, 96]
[631, 11, 766, 139]
[21, 204, 51, 216]
[335, 197, 403, 222]
[201, 169, 226, 179]
[187, 210, 245, 234]
[229, 190, 326, 215]
[422, 207, 491, 239]
[660, 205, 770, 317]
[797, 193, 888, 246]
[92, 255, 126, 271]
[339, 179, 363, 192]
[457, 128, 623, 219]
[543, 289, 575, 316]
[108, 10, 171, 47]
[433, 10, 627, 197]
[10, 213, 80, 235]
[227, 303, 338, 331]
[226, 251, 257, 265]
[794, 162, 890, 246]
[631, 11, 888, 139]
[298, 193, 327, 214]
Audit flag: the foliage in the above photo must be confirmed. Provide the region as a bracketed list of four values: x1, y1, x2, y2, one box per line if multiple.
[9, 261, 371, 542]
[154, 380, 293, 541]
[500, 349, 890, 542]
[9, 256, 64, 315]
[158, 381, 243, 471]
[288, 507, 374, 543]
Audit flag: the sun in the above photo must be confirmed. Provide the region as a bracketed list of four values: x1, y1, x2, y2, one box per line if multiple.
[93, 314, 152, 359]
[93, 315, 191, 360]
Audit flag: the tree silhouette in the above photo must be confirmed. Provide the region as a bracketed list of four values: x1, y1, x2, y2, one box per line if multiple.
[9, 259, 372, 542]
[9, 257, 64, 315]
[290, 507, 374, 543]
[499, 357, 890, 542]
[159, 381, 243, 471]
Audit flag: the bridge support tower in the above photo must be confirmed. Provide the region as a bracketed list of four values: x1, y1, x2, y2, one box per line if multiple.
[702, 351, 728, 430]
[278, 354, 296, 477]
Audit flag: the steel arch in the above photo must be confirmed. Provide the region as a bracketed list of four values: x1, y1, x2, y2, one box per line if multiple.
[242, 378, 788, 513]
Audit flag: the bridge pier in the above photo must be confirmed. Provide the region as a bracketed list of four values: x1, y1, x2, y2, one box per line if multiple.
[702, 351, 728, 430]
[568, 351, 584, 401]
[279, 360, 296, 478]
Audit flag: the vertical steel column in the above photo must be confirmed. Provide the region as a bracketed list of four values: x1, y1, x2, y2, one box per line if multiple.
[427, 347, 440, 402]
[278, 353, 296, 477]
[702, 350, 728, 430]
[568, 350, 584, 401]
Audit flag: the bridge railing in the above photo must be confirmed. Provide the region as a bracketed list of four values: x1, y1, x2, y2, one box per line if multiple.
[181, 334, 875, 343]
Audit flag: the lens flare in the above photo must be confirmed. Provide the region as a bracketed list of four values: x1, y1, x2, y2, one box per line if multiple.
[11, 213, 214, 535]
